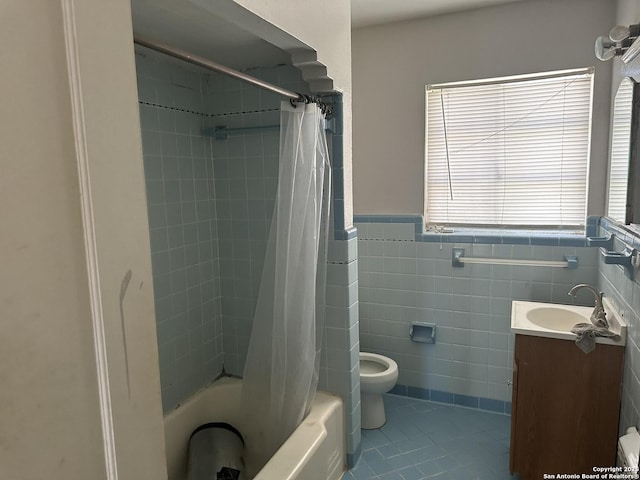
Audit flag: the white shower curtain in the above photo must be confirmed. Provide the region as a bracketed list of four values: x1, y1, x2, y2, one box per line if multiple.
[240, 100, 331, 478]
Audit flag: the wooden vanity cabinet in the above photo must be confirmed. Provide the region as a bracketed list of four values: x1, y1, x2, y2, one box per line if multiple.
[509, 334, 624, 480]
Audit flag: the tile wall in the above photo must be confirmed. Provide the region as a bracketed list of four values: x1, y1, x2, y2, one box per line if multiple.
[355, 217, 599, 413]
[137, 54, 311, 405]
[598, 218, 640, 435]
[136, 50, 361, 463]
[322, 234, 361, 465]
[318, 94, 362, 465]
[207, 65, 311, 376]
[136, 50, 223, 412]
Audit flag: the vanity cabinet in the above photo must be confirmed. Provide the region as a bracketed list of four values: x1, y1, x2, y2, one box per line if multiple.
[509, 334, 624, 479]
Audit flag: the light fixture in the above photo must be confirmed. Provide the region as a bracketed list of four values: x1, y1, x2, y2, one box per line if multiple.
[604, 23, 640, 63]
[595, 36, 632, 61]
[594, 26, 636, 63]
[595, 35, 619, 60]
[622, 36, 640, 63]
[609, 24, 640, 42]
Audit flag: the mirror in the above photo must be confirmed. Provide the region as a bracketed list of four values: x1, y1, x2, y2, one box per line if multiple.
[607, 78, 634, 222]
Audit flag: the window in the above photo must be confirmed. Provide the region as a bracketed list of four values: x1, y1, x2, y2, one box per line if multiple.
[425, 68, 594, 229]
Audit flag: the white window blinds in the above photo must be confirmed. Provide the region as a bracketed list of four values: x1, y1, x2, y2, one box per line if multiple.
[425, 69, 594, 228]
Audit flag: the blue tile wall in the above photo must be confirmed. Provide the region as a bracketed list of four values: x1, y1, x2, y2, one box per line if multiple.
[598, 218, 640, 435]
[321, 94, 361, 464]
[355, 215, 599, 409]
[207, 66, 310, 376]
[211, 72, 361, 463]
[136, 50, 223, 412]
[137, 51, 359, 461]
[321, 234, 361, 466]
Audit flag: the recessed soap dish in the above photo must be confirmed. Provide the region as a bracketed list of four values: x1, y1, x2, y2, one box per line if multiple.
[410, 322, 436, 343]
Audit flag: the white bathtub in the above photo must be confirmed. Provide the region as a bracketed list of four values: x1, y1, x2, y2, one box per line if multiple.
[163, 377, 345, 480]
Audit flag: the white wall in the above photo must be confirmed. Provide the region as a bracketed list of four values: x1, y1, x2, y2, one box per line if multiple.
[0, 5, 107, 477]
[0, 1, 168, 478]
[239, 0, 355, 227]
[230, 0, 351, 93]
[352, 0, 615, 217]
[229, 0, 354, 228]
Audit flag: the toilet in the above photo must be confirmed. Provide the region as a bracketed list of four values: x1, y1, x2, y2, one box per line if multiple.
[359, 352, 399, 429]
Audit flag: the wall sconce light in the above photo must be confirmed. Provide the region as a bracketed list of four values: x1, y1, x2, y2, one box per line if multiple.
[595, 24, 640, 63]
[622, 37, 640, 63]
[595, 36, 623, 60]
[610, 24, 640, 42]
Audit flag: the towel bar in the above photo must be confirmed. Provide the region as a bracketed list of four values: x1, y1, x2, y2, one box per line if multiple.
[452, 248, 578, 269]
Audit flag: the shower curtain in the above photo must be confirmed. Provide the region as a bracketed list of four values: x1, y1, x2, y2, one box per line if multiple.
[241, 100, 331, 478]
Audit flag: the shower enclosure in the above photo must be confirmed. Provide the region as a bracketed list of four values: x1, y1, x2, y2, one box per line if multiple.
[241, 100, 331, 476]
[136, 34, 331, 403]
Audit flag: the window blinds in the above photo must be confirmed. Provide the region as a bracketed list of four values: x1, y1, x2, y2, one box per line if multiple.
[606, 78, 633, 222]
[425, 69, 594, 228]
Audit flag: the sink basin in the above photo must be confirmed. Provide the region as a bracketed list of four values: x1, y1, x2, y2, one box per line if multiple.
[511, 299, 627, 345]
[526, 307, 589, 331]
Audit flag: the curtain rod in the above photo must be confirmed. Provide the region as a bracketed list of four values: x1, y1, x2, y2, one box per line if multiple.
[133, 33, 301, 101]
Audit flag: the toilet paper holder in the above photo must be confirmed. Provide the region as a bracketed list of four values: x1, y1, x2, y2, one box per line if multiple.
[410, 322, 436, 344]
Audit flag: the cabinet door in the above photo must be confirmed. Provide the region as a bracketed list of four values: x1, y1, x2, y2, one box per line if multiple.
[509, 359, 519, 474]
[510, 335, 624, 480]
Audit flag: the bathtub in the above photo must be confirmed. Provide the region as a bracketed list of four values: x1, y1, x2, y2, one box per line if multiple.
[163, 377, 345, 480]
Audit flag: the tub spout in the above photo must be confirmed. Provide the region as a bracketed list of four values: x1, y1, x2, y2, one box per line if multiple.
[568, 284, 608, 328]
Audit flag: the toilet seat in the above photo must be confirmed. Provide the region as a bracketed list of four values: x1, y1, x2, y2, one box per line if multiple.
[359, 352, 399, 429]
[360, 352, 397, 377]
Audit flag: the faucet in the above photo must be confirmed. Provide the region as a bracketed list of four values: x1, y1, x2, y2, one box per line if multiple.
[568, 284, 608, 328]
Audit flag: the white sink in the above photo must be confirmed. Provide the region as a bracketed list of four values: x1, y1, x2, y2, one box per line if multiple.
[511, 298, 627, 345]
[526, 307, 590, 331]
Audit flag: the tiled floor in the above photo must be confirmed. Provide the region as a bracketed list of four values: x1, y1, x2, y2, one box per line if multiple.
[342, 394, 520, 480]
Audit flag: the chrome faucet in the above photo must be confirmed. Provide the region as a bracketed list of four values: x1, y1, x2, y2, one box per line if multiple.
[568, 284, 608, 328]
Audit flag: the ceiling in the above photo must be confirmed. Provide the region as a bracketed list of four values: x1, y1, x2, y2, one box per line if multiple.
[351, 0, 528, 28]
[130, 0, 291, 70]
[130, 0, 529, 70]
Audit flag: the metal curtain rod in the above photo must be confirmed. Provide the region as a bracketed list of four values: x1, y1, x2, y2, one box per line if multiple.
[133, 33, 301, 101]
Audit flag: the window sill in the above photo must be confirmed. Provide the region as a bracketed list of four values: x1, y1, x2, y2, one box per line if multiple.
[419, 227, 588, 247]
[353, 214, 592, 247]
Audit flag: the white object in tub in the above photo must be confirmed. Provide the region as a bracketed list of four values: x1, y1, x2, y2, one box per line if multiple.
[163, 377, 345, 480]
[618, 427, 640, 475]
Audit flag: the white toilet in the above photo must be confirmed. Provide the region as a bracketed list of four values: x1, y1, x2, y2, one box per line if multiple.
[359, 352, 399, 429]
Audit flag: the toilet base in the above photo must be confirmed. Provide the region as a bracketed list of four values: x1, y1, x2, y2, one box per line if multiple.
[361, 392, 387, 430]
